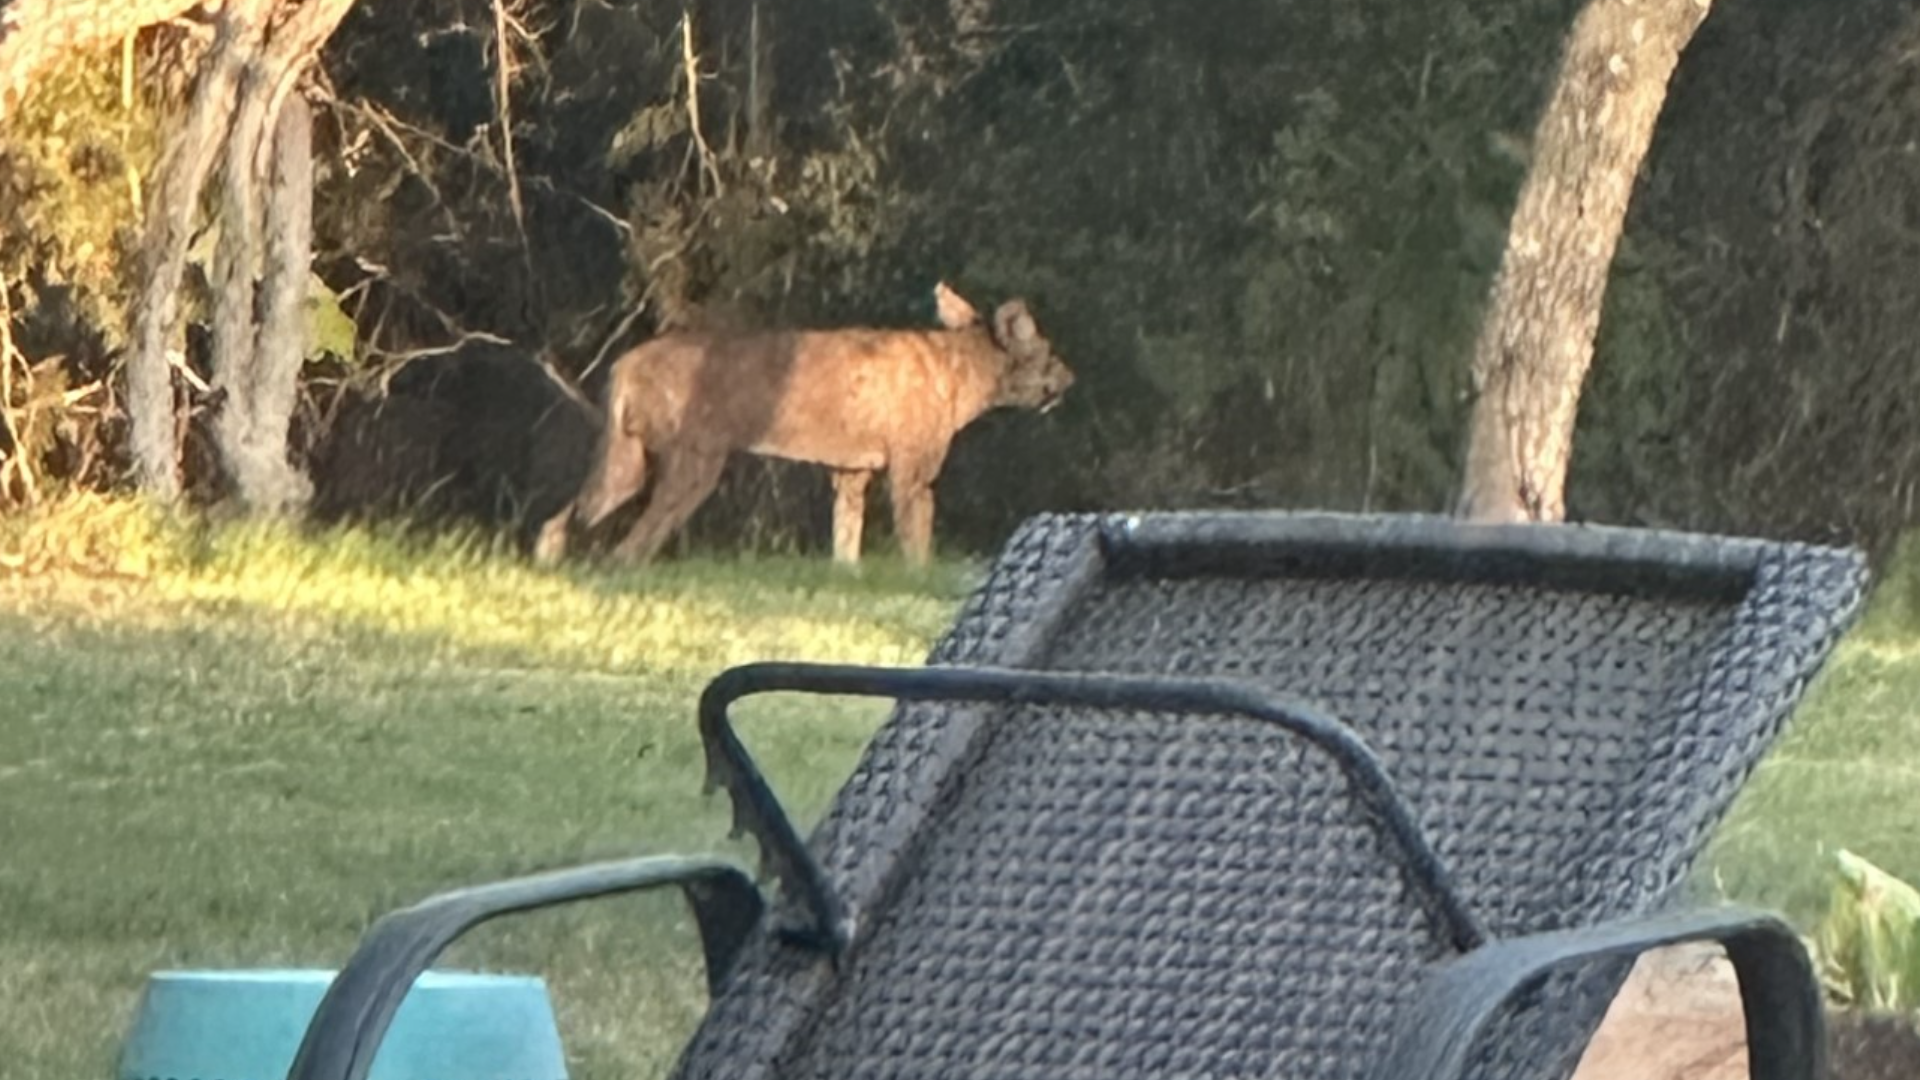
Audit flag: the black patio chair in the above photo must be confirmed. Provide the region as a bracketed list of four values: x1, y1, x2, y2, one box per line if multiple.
[286, 511, 1869, 1080]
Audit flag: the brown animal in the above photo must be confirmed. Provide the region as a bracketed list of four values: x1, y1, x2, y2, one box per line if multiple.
[536, 282, 1073, 566]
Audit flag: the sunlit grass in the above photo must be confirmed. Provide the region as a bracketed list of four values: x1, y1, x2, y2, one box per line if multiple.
[0, 494, 974, 1080]
[0, 492, 973, 674]
[1698, 536, 1920, 925]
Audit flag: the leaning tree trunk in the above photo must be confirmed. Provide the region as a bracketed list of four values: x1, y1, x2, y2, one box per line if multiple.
[1454, 0, 1713, 523]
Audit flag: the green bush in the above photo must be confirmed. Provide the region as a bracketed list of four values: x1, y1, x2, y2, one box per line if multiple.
[0, 40, 170, 346]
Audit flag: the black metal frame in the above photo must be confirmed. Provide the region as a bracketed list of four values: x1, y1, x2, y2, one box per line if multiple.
[1095, 511, 1772, 600]
[1370, 907, 1826, 1080]
[283, 656, 1834, 1080]
[702, 663, 1825, 1080]
[698, 661, 1487, 956]
[284, 855, 762, 1080]
[283, 660, 1489, 1080]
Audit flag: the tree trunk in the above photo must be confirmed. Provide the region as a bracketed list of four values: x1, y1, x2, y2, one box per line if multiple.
[247, 91, 315, 509]
[213, 0, 352, 509]
[125, 0, 351, 504]
[1454, 0, 1713, 523]
[124, 0, 272, 502]
[206, 48, 319, 512]
[210, 51, 274, 505]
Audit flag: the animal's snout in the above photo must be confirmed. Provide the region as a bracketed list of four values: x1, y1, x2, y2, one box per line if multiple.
[1041, 363, 1075, 411]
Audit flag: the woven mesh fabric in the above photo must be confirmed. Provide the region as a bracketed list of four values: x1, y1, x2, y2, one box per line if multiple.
[672, 512, 1868, 1080]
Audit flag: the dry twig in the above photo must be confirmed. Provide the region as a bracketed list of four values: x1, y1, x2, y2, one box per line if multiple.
[0, 274, 29, 505]
[492, 0, 529, 247]
[681, 11, 723, 197]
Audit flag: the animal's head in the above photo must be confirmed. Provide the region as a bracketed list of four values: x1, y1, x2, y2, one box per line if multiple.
[935, 282, 1074, 413]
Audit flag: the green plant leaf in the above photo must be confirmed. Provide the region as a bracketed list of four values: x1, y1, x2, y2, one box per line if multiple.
[305, 271, 358, 363]
[1816, 848, 1920, 1011]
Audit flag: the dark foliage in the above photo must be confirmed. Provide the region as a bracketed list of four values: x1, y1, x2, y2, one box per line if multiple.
[10, 0, 1920, 564]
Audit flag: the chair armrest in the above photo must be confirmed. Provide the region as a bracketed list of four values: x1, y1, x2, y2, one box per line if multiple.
[1371, 906, 1824, 1080]
[700, 661, 1487, 957]
[285, 854, 762, 1080]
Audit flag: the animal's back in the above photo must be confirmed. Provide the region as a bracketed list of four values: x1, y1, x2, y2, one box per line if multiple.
[620, 327, 972, 470]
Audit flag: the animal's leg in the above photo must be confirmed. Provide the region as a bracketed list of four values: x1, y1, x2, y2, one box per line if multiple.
[611, 450, 727, 563]
[887, 455, 945, 567]
[830, 468, 873, 564]
[574, 398, 648, 532]
[531, 501, 573, 565]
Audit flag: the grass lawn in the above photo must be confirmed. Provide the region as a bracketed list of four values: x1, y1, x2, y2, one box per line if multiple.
[1700, 548, 1920, 925]
[0, 498, 979, 1080]
[0, 496, 1916, 1079]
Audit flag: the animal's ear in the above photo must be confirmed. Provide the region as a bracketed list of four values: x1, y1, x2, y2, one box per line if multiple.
[934, 281, 981, 329]
[993, 299, 1037, 345]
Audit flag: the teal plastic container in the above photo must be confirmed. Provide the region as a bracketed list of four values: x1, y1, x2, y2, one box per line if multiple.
[118, 969, 569, 1080]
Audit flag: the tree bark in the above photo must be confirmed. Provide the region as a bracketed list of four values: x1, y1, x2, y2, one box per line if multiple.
[1455, 0, 1713, 523]
[250, 90, 316, 508]
[210, 50, 274, 505]
[209, 56, 303, 511]
[214, 89, 313, 510]
[215, 0, 351, 510]
[124, 0, 272, 502]
[125, 0, 352, 504]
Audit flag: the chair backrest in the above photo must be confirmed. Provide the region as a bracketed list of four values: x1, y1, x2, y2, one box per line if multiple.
[672, 512, 1868, 1080]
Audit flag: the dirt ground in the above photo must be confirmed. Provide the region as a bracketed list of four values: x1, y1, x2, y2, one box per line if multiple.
[1572, 944, 1919, 1080]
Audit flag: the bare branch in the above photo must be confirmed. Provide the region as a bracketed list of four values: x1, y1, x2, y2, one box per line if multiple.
[370, 329, 515, 394]
[0, 271, 35, 506]
[257, 0, 355, 172]
[583, 298, 651, 383]
[328, 97, 446, 205]
[524, 175, 631, 236]
[166, 348, 211, 393]
[680, 10, 722, 197]
[492, 0, 529, 255]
